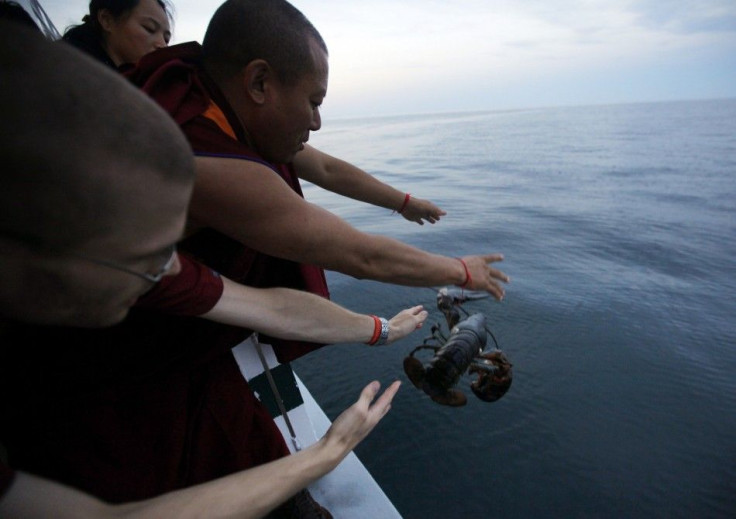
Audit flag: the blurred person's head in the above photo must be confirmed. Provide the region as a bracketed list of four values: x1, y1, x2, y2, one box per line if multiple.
[0, 21, 193, 327]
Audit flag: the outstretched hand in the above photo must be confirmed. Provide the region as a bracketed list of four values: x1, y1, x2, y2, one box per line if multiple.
[460, 254, 510, 301]
[386, 305, 427, 344]
[401, 196, 446, 225]
[323, 380, 401, 456]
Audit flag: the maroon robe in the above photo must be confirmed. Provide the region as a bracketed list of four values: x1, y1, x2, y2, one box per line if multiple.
[0, 43, 331, 509]
[127, 42, 330, 362]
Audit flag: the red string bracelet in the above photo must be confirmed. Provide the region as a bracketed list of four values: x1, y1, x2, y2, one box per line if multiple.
[456, 258, 471, 289]
[397, 193, 411, 214]
[367, 315, 382, 345]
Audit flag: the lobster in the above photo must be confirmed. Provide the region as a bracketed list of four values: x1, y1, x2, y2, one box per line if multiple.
[436, 286, 491, 329]
[403, 289, 513, 406]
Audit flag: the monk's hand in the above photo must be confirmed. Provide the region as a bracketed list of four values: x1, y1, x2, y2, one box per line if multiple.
[459, 254, 509, 301]
[400, 197, 446, 225]
[322, 380, 401, 456]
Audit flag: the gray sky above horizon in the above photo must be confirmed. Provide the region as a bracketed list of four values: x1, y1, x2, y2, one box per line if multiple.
[35, 0, 736, 119]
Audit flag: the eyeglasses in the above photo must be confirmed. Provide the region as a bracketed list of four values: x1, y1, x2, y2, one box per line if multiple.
[72, 244, 178, 284]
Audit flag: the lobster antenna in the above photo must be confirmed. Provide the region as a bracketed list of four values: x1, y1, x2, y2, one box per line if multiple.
[485, 327, 500, 349]
[428, 286, 502, 349]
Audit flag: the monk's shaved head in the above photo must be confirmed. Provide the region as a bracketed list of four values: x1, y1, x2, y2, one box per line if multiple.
[0, 21, 194, 326]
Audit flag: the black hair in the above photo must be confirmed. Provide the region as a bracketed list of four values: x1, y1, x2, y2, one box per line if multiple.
[62, 0, 173, 67]
[202, 0, 327, 85]
[72, 0, 172, 28]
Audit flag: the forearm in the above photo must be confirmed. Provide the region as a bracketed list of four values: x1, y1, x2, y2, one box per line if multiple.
[202, 280, 375, 343]
[191, 170, 463, 286]
[0, 472, 111, 519]
[318, 239, 506, 300]
[202, 279, 425, 344]
[295, 145, 406, 211]
[328, 234, 467, 286]
[118, 440, 342, 519]
[191, 157, 506, 299]
[0, 445, 342, 519]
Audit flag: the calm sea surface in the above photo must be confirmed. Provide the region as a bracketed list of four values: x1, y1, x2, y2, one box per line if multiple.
[293, 99, 736, 518]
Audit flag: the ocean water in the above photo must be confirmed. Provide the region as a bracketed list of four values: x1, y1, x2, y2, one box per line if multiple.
[292, 99, 736, 518]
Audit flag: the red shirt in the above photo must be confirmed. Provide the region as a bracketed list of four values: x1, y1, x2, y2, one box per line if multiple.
[136, 252, 224, 316]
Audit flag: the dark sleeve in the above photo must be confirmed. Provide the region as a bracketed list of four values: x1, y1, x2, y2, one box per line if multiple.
[135, 253, 224, 316]
[0, 460, 15, 501]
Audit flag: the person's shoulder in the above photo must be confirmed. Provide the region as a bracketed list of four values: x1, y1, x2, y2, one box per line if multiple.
[125, 42, 205, 88]
[137, 41, 204, 71]
[124, 43, 209, 126]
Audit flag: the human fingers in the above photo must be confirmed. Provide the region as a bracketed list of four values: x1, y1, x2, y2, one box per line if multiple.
[400, 304, 426, 318]
[488, 265, 509, 283]
[404, 199, 445, 225]
[400, 211, 423, 225]
[387, 306, 427, 343]
[421, 212, 440, 224]
[367, 380, 401, 420]
[485, 280, 506, 301]
[324, 381, 381, 452]
[423, 202, 445, 219]
[356, 379, 400, 424]
[430, 206, 447, 219]
[462, 255, 510, 300]
[358, 380, 382, 408]
[481, 253, 505, 265]
[334, 380, 400, 451]
[397, 305, 428, 323]
[481, 254, 510, 284]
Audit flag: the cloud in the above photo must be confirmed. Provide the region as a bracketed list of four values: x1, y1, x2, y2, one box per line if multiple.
[630, 0, 736, 34]
[32, 0, 736, 117]
[304, 0, 736, 116]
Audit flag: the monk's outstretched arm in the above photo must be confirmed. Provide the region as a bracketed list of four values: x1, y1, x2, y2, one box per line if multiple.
[294, 144, 446, 225]
[190, 157, 509, 300]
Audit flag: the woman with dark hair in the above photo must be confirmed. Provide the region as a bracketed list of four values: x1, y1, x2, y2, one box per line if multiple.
[63, 0, 172, 68]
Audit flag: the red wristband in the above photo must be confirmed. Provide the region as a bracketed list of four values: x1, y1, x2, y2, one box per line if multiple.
[397, 193, 411, 214]
[367, 315, 382, 345]
[456, 258, 471, 289]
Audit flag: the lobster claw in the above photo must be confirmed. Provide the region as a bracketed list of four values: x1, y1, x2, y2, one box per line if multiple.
[469, 350, 513, 402]
[403, 356, 426, 389]
[404, 356, 468, 406]
[430, 389, 468, 407]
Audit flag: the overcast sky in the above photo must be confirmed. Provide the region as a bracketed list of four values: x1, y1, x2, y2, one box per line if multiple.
[33, 0, 736, 118]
